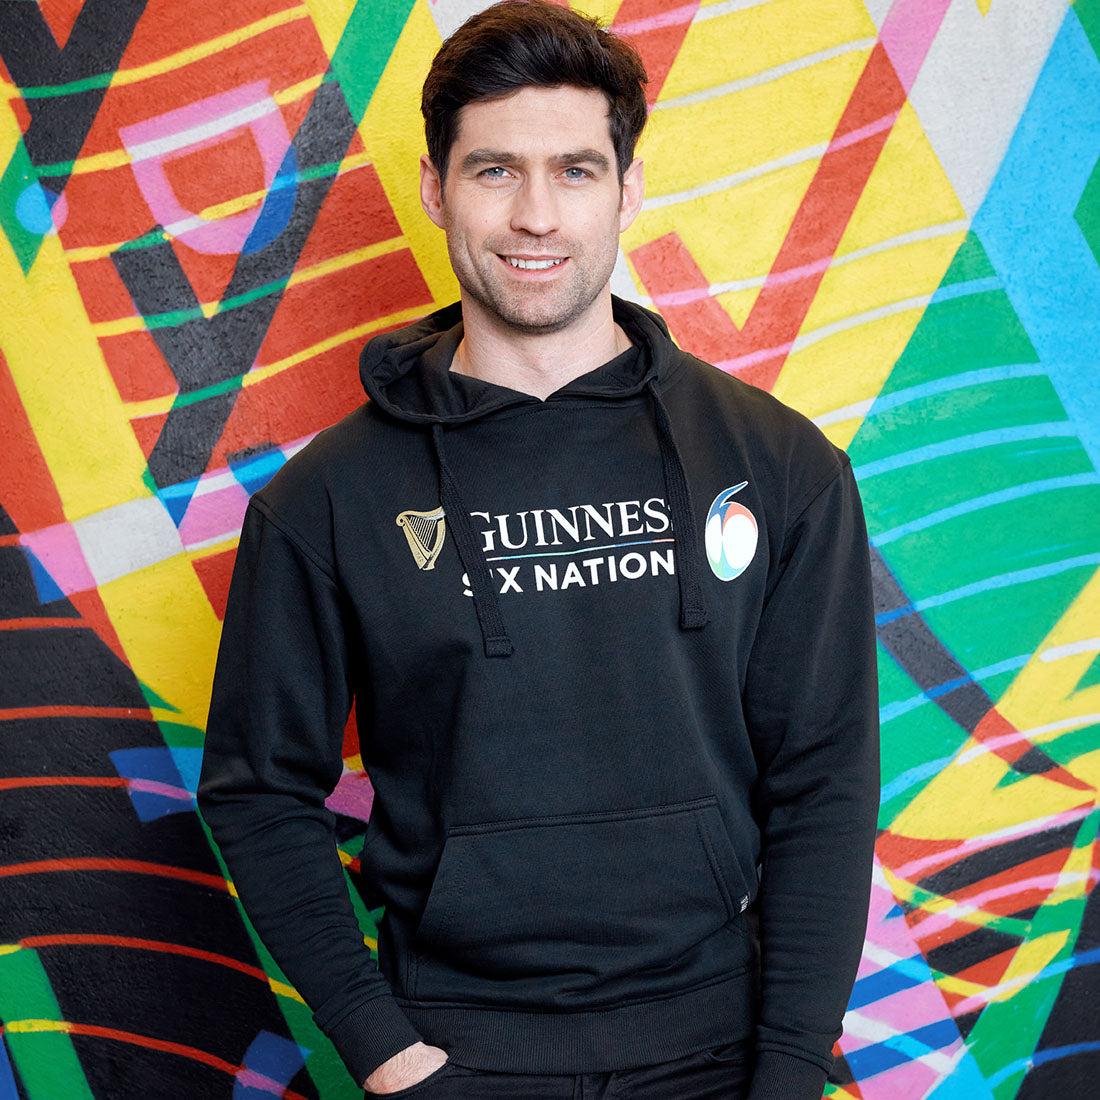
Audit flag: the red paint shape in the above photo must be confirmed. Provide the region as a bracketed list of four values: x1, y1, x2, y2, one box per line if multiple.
[130, 412, 170, 461]
[100, 332, 180, 404]
[114, 0, 295, 71]
[163, 128, 268, 220]
[258, 249, 431, 369]
[0, 857, 227, 892]
[613, 0, 701, 105]
[343, 698, 360, 760]
[629, 233, 743, 362]
[973, 708, 1091, 792]
[68, 256, 143, 325]
[207, 343, 364, 472]
[631, 39, 909, 391]
[296, 163, 403, 270]
[833, 43, 906, 141]
[944, 946, 1017, 996]
[37, 0, 83, 49]
[0, 351, 128, 660]
[191, 549, 236, 620]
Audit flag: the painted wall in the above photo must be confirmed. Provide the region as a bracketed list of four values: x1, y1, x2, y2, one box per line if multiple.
[1, 1, 1097, 1097]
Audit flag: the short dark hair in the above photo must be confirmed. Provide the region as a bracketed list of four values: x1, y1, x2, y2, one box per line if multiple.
[422, 0, 648, 184]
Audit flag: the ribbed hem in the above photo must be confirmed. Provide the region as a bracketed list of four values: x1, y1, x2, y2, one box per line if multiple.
[746, 1049, 829, 1100]
[325, 995, 423, 1088]
[398, 972, 755, 1074]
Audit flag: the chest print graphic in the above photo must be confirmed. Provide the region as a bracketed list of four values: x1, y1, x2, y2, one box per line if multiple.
[396, 505, 447, 570]
[705, 482, 758, 581]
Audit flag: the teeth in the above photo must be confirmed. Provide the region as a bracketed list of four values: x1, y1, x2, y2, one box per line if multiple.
[505, 257, 564, 270]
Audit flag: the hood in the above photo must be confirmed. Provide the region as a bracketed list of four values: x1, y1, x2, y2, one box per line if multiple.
[357, 296, 706, 659]
[359, 296, 678, 424]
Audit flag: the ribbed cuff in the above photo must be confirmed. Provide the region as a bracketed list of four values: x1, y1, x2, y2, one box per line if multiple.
[747, 1049, 829, 1100]
[325, 995, 423, 1088]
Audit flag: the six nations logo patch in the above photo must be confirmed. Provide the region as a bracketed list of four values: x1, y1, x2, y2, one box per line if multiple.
[704, 482, 758, 581]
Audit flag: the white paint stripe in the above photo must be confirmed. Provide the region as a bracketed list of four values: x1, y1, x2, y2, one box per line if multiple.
[124, 96, 275, 162]
[839, 1011, 961, 1071]
[955, 712, 1100, 765]
[791, 293, 932, 352]
[655, 37, 876, 111]
[1040, 637, 1100, 662]
[694, 0, 779, 22]
[814, 398, 874, 427]
[642, 140, 829, 210]
[708, 218, 970, 298]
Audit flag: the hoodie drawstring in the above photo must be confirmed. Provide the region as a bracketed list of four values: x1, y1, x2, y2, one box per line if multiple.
[432, 423, 515, 658]
[647, 379, 709, 631]
[431, 383, 707, 658]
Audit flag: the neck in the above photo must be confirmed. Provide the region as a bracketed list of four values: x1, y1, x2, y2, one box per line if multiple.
[452, 291, 632, 400]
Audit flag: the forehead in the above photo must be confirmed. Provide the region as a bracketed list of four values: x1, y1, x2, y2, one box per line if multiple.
[452, 85, 614, 155]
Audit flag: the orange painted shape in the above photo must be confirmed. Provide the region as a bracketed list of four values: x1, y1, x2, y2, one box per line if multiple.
[37, 0, 83, 50]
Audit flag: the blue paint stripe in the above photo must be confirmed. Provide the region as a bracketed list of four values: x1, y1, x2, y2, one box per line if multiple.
[0, 1037, 18, 1100]
[880, 755, 956, 803]
[971, 9, 1100, 473]
[853, 422, 1077, 480]
[879, 653, 1031, 729]
[876, 553, 1100, 623]
[849, 959, 928, 1008]
[871, 473, 1100, 546]
[929, 275, 1003, 303]
[844, 1019, 960, 1079]
[867, 364, 1047, 419]
[989, 1039, 1100, 1089]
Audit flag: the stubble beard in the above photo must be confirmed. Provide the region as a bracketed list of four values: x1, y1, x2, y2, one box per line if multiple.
[448, 232, 618, 336]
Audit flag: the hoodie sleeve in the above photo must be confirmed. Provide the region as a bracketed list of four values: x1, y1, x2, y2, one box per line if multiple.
[741, 457, 880, 1100]
[198, 498, 422, 1087]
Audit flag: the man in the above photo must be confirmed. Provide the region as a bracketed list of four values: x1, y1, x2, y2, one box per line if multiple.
[198, 3, 879, 1098]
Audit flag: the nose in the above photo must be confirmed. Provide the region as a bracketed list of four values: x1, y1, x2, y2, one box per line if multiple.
[509, 174, 559, 236]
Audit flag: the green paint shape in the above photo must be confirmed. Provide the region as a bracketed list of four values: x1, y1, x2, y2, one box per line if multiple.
[329, 0, 417, 126]
[939, 230, 997, 287]
[1075, 651, 1100, 692]
[138, 681, 180, 713]
[1075, 0, 1100, 60]
[0, 140, 47, 275]
[966, 812, 1096, 1099]
[0, 948, 95, 1100]
[1074, 152, 1100, 269]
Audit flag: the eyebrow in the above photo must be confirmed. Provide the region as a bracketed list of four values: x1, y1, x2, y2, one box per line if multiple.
[460, 148, 612, 174]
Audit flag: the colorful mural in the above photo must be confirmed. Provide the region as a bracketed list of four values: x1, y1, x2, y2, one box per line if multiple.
[1, 0, 1097, 1097]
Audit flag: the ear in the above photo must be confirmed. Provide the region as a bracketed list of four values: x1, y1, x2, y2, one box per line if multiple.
[618, 157, 644, 233]
[420, 154, 446, 229]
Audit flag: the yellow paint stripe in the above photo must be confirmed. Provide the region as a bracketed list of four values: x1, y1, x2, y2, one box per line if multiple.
[94, 233, 406, 339]
[0, 7, 312, 103]
[268, 978, 306, 1003]
[65, 73, 326, 180]
[4, 1019, 72, 1034]
[124, 300, 426, 419]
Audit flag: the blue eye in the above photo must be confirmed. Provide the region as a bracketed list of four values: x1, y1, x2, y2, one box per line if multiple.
[482, 166, 507, 178]
[563, 167, 588, 180]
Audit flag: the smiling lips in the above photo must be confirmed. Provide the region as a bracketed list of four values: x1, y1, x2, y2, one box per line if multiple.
[501, 255, 567, 270]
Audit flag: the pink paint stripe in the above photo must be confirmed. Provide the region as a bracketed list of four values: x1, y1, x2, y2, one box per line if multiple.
[128, 778, 194, 802]
[892, 805, 1094, 880]
[828, 110, 899, 154]
[879, 0, 951, 93]
[913, 870, 1099, 940]
[177, 482, 250, 547]
[614, 1, 699, 37]
[715, 341, 794, 373]
[235, 1068, 295, 1097]
[652, 286, 714, 307]
[765, 254, 834, 289]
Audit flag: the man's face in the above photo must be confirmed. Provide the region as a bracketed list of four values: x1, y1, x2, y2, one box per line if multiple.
[420, 85, 643, 336]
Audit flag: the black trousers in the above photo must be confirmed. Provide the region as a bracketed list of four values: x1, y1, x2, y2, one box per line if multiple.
[369, 1040, 753, 1099]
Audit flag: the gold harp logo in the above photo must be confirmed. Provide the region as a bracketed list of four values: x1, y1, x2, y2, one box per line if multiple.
[396, 506, 447, 570]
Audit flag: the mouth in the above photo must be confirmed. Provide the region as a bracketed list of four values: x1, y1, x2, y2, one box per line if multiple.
[499, 255, 567, 271]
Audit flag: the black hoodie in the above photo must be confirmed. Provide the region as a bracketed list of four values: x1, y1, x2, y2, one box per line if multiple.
[199, 297, 879, 1099]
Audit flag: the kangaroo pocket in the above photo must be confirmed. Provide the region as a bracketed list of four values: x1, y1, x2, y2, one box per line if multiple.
[409, 796, 754, 1007]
